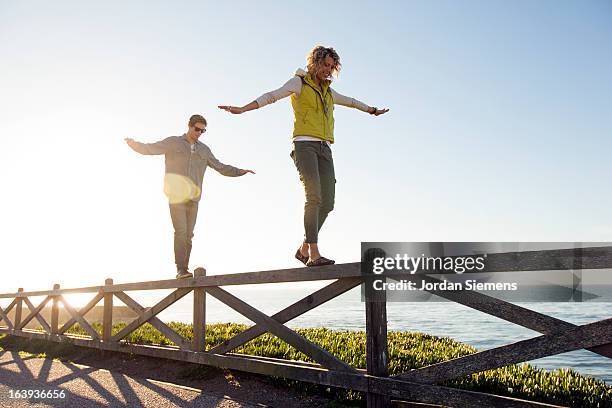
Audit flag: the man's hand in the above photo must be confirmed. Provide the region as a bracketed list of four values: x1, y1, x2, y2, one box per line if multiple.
[124, 138, 137, 148]
[239, 169, 256, 175]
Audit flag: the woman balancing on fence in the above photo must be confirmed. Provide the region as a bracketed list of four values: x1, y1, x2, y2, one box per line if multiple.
[219, 45, 388, 267]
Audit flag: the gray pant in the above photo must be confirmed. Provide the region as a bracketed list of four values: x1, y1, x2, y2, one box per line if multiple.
[169, 201, 199, 271]
[291, 141, 336, 244]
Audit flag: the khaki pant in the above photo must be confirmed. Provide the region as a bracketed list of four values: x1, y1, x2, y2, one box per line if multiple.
[291, 141, 336, 244]
[169, 201, 199, 271]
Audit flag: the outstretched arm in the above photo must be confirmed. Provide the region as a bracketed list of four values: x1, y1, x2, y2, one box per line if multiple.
[124, 137, 173, 155]
[219, 76, 302, 115]
[218, 101, 259, 115]
[331, 89, 389, 116]
[207, 149, 255, 177]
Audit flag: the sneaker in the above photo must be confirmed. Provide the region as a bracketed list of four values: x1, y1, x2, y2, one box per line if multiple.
[176, 269, 193, 279]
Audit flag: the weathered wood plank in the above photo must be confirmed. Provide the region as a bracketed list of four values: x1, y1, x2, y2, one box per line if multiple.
[114, 291, 190, 349]
[0, 263, 361, 299]
[51, 284, 60, 334]
[2, 245, 612, 299]
[390, 401, 450, 408]
[0, 329, 564, 407]
[480, 245, 612, 272]
[103, 279, 113, 341]
[396, 318, 612, 384]
[111, 288, 191, 342]
[367, 376, 565, 408]
[18, 296, 52, 332]
[193, 267, 206, 352]
[207, 286, 359, 373]
[105, 263, 363, 293]
[3, 297, 18, 316]
[229, 352, 337, 369]
[14, 289, 23, 328]
[376, 245, 612, 274]
[58, 296, 100, 340]
[209, 277, 362, 354]
[409, 274, 612, 359]
[3, 244, 611, 299]
[364, 248, 391, 408]
[421, 275, 611, 357]
[0, 286, 103, 299]
[0, 306, 13, 330]
[59, 291, 104, 335]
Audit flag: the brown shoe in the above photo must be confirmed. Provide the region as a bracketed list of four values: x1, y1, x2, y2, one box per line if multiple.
[306, 257, 335, 267]
[295, 249, 309, 266]
[176, 269, 193, 279]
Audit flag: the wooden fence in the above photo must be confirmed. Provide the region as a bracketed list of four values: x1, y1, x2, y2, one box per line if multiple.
[0, 246, 610, 408]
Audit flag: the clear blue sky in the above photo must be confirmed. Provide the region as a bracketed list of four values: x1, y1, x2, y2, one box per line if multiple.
[1, 1, 611, 294]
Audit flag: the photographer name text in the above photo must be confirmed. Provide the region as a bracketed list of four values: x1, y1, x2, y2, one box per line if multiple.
[373, 279, 518, 291]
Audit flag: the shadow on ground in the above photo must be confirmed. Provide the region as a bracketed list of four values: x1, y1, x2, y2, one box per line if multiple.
[0, 337, 344, 407]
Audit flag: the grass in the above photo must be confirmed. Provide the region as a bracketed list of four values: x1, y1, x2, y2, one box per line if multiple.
[2, 322, 610, 407]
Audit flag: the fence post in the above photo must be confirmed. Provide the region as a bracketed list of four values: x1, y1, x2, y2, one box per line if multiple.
[103, 278, 113, 342]
[193, 267, 206, 351]
[14, 288, 23, 330]
[51, 284, 60, 334]
[364, 248, 390, 408]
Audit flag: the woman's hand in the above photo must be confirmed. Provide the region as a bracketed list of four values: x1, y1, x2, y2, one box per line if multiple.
[218, 105, 244, 114]
[369, 107, 389, 116]
[374, 108, 389, 116]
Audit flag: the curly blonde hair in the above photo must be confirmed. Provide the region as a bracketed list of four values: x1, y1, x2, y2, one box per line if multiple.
[306, 45, 341, 78]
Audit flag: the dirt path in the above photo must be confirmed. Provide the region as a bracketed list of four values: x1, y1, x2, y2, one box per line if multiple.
[0, 349, 337, 407]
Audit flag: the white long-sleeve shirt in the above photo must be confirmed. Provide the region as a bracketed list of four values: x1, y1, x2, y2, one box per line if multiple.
[255, 72, 370, 113]
[255, 70, 371, 143]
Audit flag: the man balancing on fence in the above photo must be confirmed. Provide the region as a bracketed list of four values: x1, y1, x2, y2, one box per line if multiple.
[125, 114, 255, 279]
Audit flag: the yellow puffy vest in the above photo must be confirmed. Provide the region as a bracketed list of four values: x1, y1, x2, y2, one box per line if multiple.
[291, 73, 335, 143]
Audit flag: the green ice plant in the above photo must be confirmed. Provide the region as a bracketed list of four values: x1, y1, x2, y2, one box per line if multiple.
[60, 322, 611, 407]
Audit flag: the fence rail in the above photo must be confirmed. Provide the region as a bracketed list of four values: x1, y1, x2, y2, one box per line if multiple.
[1, 246, 611, 408]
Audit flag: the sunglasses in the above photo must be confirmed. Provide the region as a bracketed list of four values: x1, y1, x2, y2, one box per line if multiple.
[194, 126, 206, 133]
